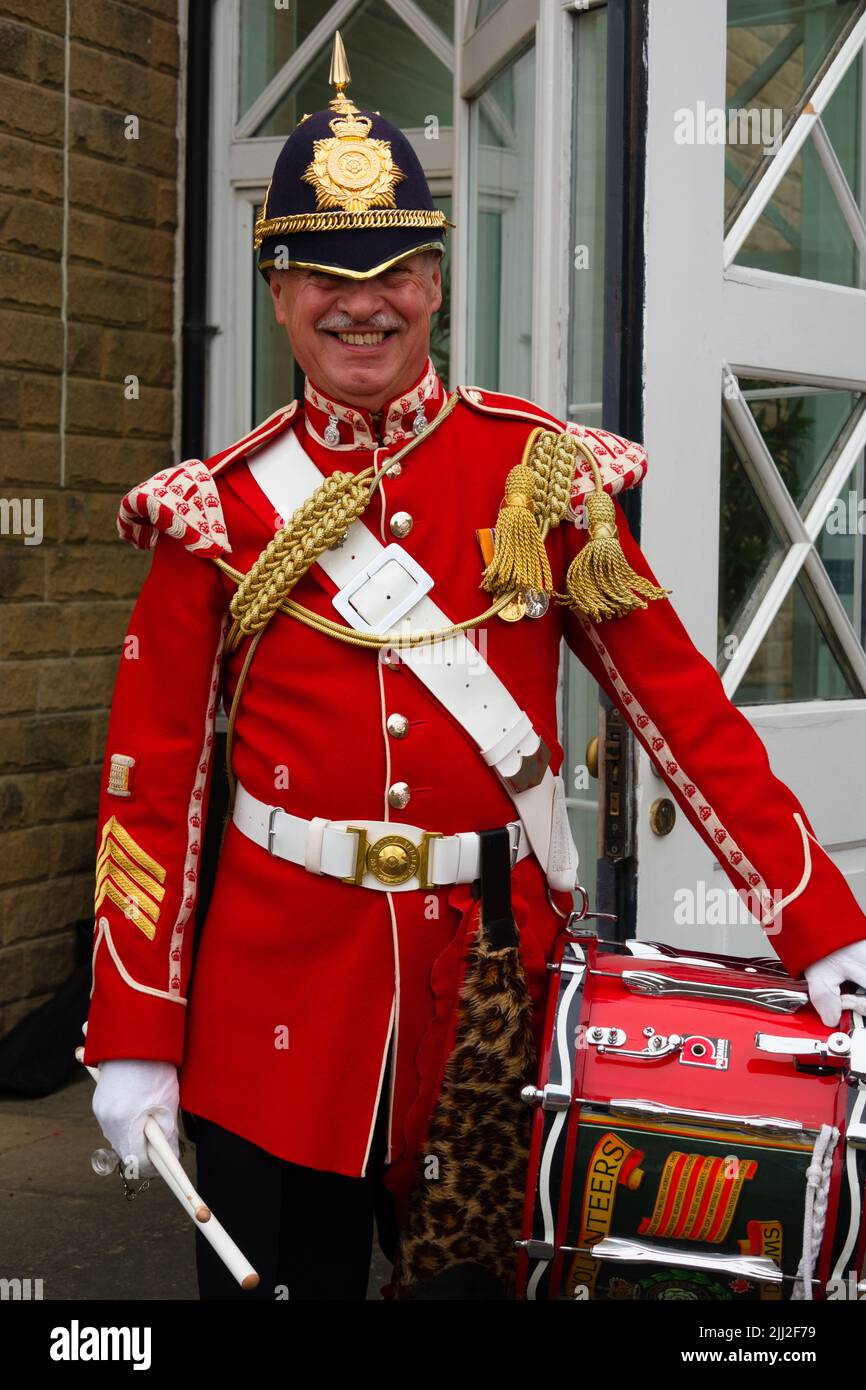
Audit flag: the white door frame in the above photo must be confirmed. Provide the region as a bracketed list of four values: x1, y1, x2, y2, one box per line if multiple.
[639, 0, 866, 953]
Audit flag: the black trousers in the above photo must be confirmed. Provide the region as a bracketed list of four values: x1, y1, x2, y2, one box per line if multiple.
[186, 1080, 398, 1301]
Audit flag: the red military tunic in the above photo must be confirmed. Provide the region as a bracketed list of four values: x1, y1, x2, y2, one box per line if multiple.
[83, 359, 866, 1205]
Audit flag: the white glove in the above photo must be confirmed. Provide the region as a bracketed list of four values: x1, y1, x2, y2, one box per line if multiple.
[92, 1059, 180, 1180]
[804, 941, 866, 1028]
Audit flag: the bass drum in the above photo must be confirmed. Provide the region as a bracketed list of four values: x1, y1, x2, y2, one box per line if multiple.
[517, 928, 866, 1301]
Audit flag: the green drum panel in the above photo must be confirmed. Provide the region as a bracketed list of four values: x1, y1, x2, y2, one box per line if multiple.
[563, 1118, 812, 1301]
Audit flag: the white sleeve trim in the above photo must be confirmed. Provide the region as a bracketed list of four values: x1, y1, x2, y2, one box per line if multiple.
[760, 812, 813, 928]
[167, 613, 229, 995]
[92, 917, 188, 1006]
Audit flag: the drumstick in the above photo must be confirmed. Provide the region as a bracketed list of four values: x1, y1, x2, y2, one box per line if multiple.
[76, 1048, 259, 1291]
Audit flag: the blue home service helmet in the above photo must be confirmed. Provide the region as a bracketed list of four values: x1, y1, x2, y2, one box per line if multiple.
[254, 31, 451, 281]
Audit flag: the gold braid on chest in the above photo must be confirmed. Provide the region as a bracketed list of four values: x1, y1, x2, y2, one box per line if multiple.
[215, 405, 668, 657]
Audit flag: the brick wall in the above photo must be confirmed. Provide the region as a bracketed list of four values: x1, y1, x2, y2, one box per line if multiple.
[0, 0, 181, 1035]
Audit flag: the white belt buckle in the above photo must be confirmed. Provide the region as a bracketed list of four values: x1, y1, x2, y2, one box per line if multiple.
[267, 806, 281, 855]
[509, 822, 522, 867]
[331, 543, 434, 634]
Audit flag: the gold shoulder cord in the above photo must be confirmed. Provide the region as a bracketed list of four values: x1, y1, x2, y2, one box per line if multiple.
[213, 408, 668, 809]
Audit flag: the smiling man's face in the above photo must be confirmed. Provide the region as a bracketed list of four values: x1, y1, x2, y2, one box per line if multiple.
[268, 252, 442, 412]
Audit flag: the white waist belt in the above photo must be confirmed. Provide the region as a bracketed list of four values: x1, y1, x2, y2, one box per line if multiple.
[232, 782, 530, 893]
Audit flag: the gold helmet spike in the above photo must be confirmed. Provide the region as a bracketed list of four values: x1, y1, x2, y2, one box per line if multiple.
[329, 31, 356, 115]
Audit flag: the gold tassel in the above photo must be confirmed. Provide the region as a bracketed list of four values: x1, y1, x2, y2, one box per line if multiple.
[563, 439, 670, 622]
[480, 439, 552, 598]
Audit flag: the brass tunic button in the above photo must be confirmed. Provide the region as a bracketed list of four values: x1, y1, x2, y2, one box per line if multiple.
[389, 511, 413, 539]
[386, 461, 402, 478]
[386, 713, 409, 739]
[387, 781, 411, 809]
[466, 388, 484, 404]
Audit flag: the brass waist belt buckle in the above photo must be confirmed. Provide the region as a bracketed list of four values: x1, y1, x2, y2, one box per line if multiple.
[342, 827, 443, 889]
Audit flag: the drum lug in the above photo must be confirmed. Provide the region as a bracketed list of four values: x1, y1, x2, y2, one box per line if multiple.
[521, 1083, 571, 1111]
[515, 1238, 557, 1260]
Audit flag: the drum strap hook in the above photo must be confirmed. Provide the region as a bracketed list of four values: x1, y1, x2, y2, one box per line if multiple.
[546, 881, 617, 935]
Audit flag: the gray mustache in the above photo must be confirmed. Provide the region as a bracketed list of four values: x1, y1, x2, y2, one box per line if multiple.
[316, 310, 405, 332]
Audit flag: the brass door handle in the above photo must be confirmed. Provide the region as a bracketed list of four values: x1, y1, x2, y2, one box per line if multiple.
[585, 736, 598, 778]
[649, 797, 676, 835]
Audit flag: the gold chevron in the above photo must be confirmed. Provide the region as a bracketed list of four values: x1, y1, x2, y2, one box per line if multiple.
[95, 864, 160, 922]
[95, 817, 167, 941]
[94, 881, 157, 940]
[99, 817, 166, 882]
[96, 838, 165, 904]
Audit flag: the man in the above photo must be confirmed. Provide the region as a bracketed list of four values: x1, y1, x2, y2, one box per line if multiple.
[85, 36, 866, 1300]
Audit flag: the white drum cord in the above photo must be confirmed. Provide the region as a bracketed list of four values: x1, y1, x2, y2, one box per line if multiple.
[831, 1009, 866, 1286]
[792, 1123, 840, 1300]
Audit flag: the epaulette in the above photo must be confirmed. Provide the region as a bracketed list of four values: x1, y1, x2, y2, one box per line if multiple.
[116, 402, 300, 557]
[457, 385, 648, 499]
[208, 401, 299, 477]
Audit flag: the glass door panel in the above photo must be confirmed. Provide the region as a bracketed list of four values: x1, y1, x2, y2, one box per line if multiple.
[739, 571, 861, 700]
[725, 0, 862, 219]
[415, 0, 455, 33]
[736, 122, 861, 284]
[254, 0, 454, 137]
[568, 3, 607, 427]
[467, 44, 536, 394]
[719, 376, 866, 700]
[718, 422, 788, 656]
[253, 250, 295, 427]
[475, 0, 505, 23]
[743, 382, 861, 508]
[238, 0, 334, 116]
